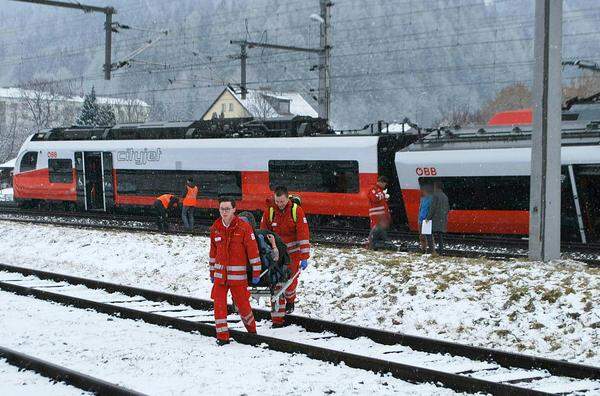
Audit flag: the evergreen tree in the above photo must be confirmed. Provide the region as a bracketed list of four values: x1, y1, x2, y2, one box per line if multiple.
[75, 87, 99, 126]
[97, 104, 116, 126]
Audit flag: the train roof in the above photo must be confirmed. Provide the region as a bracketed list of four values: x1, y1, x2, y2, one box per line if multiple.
[28, 117, 421, 142]
[403, 120, 600, 152]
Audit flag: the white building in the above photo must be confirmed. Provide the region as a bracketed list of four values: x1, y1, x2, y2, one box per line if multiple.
[0, 87, 150, 131]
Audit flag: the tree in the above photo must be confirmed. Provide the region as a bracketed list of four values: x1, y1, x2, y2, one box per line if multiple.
[20, 78, 75, 131]
[480, 83, 532, 121]
[562, 72, 600, 103]
[75, 87, 117, 126]
[76, 87, 99, 126]
[97, 104, 116, 126]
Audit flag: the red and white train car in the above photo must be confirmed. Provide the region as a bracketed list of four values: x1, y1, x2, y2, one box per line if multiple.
[12, 121, 413, 223]
[395, 122, 600, 243]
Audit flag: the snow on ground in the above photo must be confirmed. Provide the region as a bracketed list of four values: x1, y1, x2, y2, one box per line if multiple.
[0, 188, 13, 201]
[0, 290, 457, 395]
[0, 358, 89, 396]
[0, 220, 598, 366]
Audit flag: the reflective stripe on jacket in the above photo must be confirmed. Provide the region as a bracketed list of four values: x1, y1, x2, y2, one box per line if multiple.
[209, 216, 261, 286]
[260, 201, 310, 260]
[367, 184, 389, 218]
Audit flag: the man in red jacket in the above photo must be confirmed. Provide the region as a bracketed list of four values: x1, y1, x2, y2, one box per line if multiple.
[260, 185, 310, 316]
[368, 175, 390, 229]
[209, 197, 261, 345]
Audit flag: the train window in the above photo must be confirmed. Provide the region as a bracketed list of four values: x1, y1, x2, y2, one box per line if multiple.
[269, 160, 360, 193]
[162, 128, 187, 139]
[19, 152, 38, 173]
[48, 159, 73, 183]
[115, 170, 242, 198]
[420, 176, 530, 211]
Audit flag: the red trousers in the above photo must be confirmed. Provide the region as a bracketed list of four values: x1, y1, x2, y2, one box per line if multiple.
[211, 283, 256, 341]
[370, 213, 391, 229]
[271, 282, 286, 325]
[284, 257, 301, 304]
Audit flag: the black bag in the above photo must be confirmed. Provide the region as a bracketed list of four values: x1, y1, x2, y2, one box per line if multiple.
[248, 230, 290, 289]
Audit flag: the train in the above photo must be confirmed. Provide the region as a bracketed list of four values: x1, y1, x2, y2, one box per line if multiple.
[11, 101, 600, 243]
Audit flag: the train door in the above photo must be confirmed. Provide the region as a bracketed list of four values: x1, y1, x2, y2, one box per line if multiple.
[561, 166, 583, 242]
[573, 164, 600, 243]
[74, 151, 114, 212]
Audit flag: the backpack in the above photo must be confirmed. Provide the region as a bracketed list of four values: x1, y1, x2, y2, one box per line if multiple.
[248, 230, 290, 289]
[269, 194, 302, 223]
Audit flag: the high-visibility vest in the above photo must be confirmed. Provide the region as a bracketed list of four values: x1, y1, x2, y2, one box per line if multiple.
[183, 185, 198, 206]
[158, 194, 174, 209]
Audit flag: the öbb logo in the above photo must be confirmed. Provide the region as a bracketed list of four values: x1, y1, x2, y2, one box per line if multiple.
[416, 167, 437, 176]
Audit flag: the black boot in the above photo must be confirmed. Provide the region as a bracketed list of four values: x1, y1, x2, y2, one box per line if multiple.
[272, 322, 286, 329]
[216, 339, 230, 346]
[285, 302, 294, 314]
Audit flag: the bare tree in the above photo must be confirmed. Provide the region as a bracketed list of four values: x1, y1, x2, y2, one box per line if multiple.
[246, 92, 277, 118]
[18, 78, 77, 131]
[562, 72, 600, 103]
[434, 102, 486, 127]
[114, 95, 150, 123]
[480, 83, 532, 121]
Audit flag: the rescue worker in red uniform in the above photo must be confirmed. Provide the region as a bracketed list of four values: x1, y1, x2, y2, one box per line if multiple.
[368, 176, 390, 229]
[209, 197, 261, 345]
[260, 185, 310, 316]
[181, 178, 199, 231]
[154, 193, 178, 233]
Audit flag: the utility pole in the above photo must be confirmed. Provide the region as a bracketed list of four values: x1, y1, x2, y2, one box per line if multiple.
[318, 0, 332, 121]
[529, 0, 563, 262]
[230, 1, 332, 119]
[10, 0, 116, 80]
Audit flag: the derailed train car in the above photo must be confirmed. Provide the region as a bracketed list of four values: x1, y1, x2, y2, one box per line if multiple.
[395, 121, 600, 243]
[12, 116, 417, 226]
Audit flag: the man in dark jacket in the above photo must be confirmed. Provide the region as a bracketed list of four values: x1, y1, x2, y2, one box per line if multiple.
[426, 181, 450, 255]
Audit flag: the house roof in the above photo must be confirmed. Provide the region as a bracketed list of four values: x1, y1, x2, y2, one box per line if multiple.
[205, 86, 318, 119]
[0, 87, 149, 107]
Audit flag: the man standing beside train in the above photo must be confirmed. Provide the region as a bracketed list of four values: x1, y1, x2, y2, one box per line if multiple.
[260, 186, 310, 315]
[181, 177, 198, 231]
[209, 197, 261, 345]
[368, 176, 391, 229]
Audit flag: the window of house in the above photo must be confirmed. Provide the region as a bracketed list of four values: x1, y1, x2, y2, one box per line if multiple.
[229, 103, 234, 112]
[221, 103, 226, 114]
[269, 160, 359, 193]
[279, 100, 290, 114]
[19, 152, 38, 173]
[49, 159, 73, 183]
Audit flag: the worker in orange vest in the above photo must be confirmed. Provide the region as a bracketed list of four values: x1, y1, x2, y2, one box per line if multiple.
[181, 178, 199, 231]
[209, 197, 261, 345]
[260, 185, 310, 316]
[367, 175, 391, 229]
[154, 193, 179, 233]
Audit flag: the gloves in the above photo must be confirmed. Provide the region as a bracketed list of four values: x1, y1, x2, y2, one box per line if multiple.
[252, 277, 260, 285]
[384, 189, 390, 199]
[300, 260, 309, 270]
[210, 276, 214, 284]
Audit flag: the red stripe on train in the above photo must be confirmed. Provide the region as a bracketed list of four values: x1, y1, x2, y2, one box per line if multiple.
[401, 188, 529, 235]
[13, 168, 77, 201]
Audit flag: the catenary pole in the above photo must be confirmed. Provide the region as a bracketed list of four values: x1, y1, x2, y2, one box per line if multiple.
[529, 0, 563, 261]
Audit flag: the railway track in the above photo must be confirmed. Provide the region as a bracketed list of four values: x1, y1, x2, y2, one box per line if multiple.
[0, 263, 598, 395]
[0, 345, 145, 396]
[1, 205, 599, 267]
